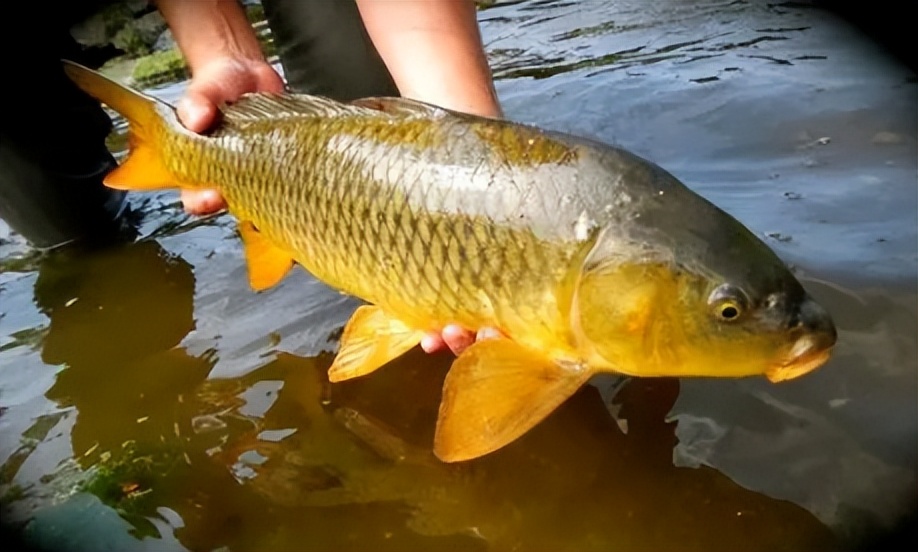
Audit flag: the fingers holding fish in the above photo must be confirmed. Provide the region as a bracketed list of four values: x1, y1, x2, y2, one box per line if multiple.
[420, 333, 447, 354]
[421, 324, 475, 355]
[441, 324, 477, 355]
[420, 325, 504, 355]
[176, 56, 285, 133]
[181, 189, 226, 215]
[174, 57, 284, 214]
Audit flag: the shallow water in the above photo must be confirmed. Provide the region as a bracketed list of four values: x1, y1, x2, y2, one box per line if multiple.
[1, 1, 915, 550]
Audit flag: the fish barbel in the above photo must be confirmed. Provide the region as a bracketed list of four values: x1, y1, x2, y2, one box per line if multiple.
[63, 61, 837, 462]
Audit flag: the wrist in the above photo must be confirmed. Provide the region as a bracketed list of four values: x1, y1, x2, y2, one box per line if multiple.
[155, 0, 267, 74]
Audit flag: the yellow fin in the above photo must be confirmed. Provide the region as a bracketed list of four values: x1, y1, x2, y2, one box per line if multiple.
[238, 221, 295, 291]
[434, 339, 593, 463]
[104, 143, 177, 190]
[350, 97, 448, 118]
[328, 305, 425, 383]
[63, 60, 196, 192]
[63, 60, 161, 132]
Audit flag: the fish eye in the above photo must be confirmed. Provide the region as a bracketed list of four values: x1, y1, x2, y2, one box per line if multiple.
[708, 284, 748, 322]
[718, 302, 741, 320]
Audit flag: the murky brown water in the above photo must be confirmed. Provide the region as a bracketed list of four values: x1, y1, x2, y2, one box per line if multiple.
[1, 1, 915, 551]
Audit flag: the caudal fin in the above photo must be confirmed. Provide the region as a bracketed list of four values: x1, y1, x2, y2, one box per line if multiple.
[62, 60, 184, 191]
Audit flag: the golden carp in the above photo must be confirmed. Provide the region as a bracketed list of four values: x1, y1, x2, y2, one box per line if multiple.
[63, 61, 836, 462]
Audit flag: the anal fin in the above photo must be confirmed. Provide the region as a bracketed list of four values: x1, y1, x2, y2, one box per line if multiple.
[434, 339, 592, 463]
[238, 221, 295, 291]
[328, 305, 425, 382]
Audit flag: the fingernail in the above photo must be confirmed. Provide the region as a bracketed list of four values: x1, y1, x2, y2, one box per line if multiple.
[420, 334, 442, 353]
[176, 96, 192, 119]
[201, 189, 223, 206]
[177, 97, 206, 133]
[442, 324, 466, 339]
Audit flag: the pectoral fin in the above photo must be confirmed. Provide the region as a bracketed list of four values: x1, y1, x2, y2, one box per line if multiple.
[328, 305, 425, 382]
[434, 339, 593, 463]
[238, 221, 295, 291]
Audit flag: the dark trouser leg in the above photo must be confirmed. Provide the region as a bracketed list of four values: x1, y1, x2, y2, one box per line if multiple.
[262, 0, 399, 99]
[0, 30, 127, 250]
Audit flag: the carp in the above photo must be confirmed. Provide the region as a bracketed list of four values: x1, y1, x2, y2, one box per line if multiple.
[63, 61, 836, 462]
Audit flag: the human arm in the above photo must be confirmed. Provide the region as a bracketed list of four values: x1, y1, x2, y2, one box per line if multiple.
[154, 0, 285, 214]
[355, 0, 502, 118]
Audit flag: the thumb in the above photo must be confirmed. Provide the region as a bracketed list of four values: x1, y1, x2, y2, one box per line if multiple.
[176, 88, 219, 134]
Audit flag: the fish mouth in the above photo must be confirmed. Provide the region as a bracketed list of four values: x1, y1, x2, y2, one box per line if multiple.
[766, 336, 834, 383]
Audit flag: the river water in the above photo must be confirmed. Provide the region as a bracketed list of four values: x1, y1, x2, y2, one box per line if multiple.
[1, 1, 915, 550]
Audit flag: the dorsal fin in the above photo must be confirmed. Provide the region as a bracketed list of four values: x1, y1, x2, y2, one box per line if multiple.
[350, 97, 450, 119]
[216, 93, 457, 135]
[219, 92, 378, 129]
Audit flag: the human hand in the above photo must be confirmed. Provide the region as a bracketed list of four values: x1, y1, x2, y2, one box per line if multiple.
[420, 325, 503, 356]
[356, 1, 502, 356]
[176, 57, 285, 215]
[169, 58, 491, 357]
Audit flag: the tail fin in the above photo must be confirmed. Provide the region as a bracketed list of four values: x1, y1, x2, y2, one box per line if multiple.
[62, 60, 184, 191]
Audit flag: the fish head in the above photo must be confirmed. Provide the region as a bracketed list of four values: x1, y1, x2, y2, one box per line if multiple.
[572, 252, 837, 381]
[569, 156, 836, 381]
[671, 271, 837, 382]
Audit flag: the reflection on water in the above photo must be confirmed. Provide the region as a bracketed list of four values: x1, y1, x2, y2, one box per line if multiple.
[1, 240, 837, 550]
[1, 0, 915, 550]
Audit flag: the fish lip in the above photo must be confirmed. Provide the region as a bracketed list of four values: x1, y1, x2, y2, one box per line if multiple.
[766, 346, 833, 383]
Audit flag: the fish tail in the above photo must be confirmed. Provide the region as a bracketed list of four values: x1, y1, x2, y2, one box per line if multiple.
[62, 60, 191, 191]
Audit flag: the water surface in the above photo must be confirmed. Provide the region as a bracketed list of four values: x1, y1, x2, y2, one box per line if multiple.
[1, 1, 915, 550]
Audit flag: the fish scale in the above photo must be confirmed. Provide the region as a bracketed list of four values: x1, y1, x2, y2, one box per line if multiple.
[192, 114, 574, 341]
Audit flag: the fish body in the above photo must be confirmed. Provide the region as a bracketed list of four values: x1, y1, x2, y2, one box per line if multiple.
[63, 61, 836, 462]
